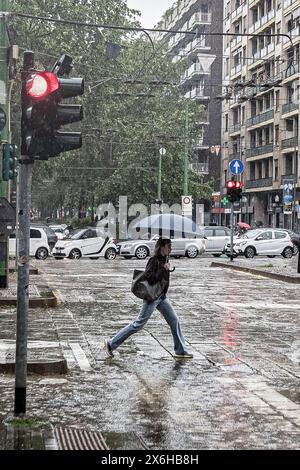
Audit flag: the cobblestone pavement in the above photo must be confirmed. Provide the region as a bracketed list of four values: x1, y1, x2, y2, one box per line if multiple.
[0, 255, 299, 450]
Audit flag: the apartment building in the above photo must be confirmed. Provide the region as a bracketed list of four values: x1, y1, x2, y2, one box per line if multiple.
[222, 0, 300, 230]
[157, 0, 224, 222]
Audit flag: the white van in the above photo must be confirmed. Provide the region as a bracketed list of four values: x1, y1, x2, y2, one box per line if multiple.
[9, 227, 51, 260]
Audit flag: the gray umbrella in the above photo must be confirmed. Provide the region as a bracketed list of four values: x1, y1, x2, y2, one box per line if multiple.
[132, 213, 203, 238]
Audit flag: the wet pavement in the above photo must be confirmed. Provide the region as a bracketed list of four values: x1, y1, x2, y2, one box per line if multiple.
[0, 255, 299, 450]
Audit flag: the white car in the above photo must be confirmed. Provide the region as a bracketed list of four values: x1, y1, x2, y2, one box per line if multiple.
[53, 227, 117, 260]
[9, 227, 51, 260]
[224, 229, 294, 259]
[117, 234, 205, 259]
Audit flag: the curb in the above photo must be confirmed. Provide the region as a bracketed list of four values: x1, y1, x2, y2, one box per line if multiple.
[9, 267, 39, 275]
[0, 359, 68, 375]
[0, 285, 58, 308]
[210, 262, 300, 283]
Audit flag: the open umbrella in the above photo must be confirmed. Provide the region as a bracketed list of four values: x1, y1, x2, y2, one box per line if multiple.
[237, 222, 251, 229]
[132, 213, 203, 238]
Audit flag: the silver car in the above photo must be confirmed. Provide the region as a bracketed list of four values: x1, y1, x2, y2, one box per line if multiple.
[117, 234, 205, 259]
[224, 228, 294, 259]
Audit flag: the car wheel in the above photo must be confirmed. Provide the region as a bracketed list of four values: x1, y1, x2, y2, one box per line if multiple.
[35, 247, 48, 260]
[213, 254, 222, 257]
[282, 247, 293, 259]
[293, 244, 298, 255]
[105, 248, 117, 260]
[135, 246, 149, 259]
[69, 249, 81, 259]
[186, 246, 198, 259]
[244, 246, 255, 258]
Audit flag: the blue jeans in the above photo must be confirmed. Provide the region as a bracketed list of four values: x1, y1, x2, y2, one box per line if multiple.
[109, 294, 188, 354]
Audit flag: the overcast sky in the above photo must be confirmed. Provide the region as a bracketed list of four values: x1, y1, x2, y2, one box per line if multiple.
[126, 0, 175, 28]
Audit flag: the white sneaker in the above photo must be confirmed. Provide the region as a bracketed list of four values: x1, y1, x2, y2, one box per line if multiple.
[174, 352, 193, 359]
[103, 339, 114, 358]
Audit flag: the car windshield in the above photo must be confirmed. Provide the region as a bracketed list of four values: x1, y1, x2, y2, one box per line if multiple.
[70, 229, 86, 240]
[240, 230, 262, 239]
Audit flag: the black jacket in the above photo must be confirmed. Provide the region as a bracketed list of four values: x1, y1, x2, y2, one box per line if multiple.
[145, 254, 169, 294]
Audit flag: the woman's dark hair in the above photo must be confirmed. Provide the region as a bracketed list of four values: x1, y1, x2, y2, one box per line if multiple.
[154, 237, 171, 256]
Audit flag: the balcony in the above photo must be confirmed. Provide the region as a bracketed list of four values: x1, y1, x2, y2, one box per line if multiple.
[231, 63, 242, 76]
[249, 9, 275, 34]
[195, 111, 209, 123]
[182, 62, 211, 84]
[283, 25, 300, 44]
[232, 4, 243, 20]
[245, 177, 273, 189]
[184, 36, 210, 57]
[245, 144, 273, 158]
[249, 43, 275, 65]
[281, 174, 296, 184]
[282, 102, 299, 115]
[281, 136, 298, 149]
[184, 86, 209, 100]
[246, 109, 274, 128]
[229, 123, 241, 134]
[283, 63, 300, 80]
[284, 0, 293, 9]
[189, 12, 212, 30]
[190, 162, 209, 174]
[230, 35, 242, 49]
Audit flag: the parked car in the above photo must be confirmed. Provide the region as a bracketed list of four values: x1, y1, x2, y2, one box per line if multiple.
[199, 226, 231, 256]
[49, 225, 66, 240]
[280, 229, 299, 254]
[9, 227, 51, 260]
[53, 227, 117, 259]
[224, 228, 294, 259]
[32, 224, 58, 252]
[117, 234, 205, 259]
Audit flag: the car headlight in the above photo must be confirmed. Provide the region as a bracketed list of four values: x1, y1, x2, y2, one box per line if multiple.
[235, 241, 247, 247]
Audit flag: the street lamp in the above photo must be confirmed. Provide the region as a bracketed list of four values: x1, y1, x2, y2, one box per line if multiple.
[157, 147, 166, 203]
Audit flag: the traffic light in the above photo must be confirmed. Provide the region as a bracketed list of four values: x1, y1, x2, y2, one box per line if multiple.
[21, 54, 84, 160]
[2, 143, 18, 181]
[226, 180, 243, 203]
[221, 195, 229, 206]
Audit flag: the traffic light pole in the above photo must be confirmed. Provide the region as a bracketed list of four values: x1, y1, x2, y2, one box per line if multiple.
[230, 203, 234, 262]
[14, 51, 34, 416]
[0, 0, 9, 288]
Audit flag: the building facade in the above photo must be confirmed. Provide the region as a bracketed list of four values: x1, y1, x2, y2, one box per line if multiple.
[222, 0, 300, 230]
[157, 0, 224, 223]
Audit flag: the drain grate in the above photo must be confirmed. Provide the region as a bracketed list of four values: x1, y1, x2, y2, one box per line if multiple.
[55, 426, 109, 450]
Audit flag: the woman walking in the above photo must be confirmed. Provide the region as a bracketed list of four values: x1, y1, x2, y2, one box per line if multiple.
[103, 237, 193, 359]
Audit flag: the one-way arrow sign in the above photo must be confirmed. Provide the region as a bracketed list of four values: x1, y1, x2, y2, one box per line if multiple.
[229, 159, 244, 175]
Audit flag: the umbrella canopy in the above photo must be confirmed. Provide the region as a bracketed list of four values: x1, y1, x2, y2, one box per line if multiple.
[132, 213, 203, 238]
[237, 222, 251, 229]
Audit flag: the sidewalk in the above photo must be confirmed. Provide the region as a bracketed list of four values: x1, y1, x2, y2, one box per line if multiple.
[211, 254, 300, 283]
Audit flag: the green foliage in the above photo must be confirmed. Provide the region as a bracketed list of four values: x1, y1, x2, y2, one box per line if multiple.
[10, 0, 213, 217]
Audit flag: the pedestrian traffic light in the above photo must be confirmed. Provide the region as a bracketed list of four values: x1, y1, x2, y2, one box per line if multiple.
[221, 195, 229, 206]
[226, 180, 243, 203]
[21, 54, 84, 160]
[2, 143, 18, 181]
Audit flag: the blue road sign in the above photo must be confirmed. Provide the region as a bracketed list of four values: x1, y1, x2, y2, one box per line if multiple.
[229, 159, 244, 175]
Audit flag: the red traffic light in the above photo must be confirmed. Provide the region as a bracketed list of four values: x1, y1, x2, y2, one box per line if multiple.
[226, 180, 236, 189]
[236, 181, 244, 189]
[26, 72, 59, 100]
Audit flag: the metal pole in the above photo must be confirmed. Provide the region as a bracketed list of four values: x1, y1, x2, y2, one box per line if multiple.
[14, 50, 35, 416]
[0, 0, 9, 288]
[14, 159, 33, 415]
[230, 203, 234, 262]
[158, 152, 162, 201]
[183, 101, 189, 195]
